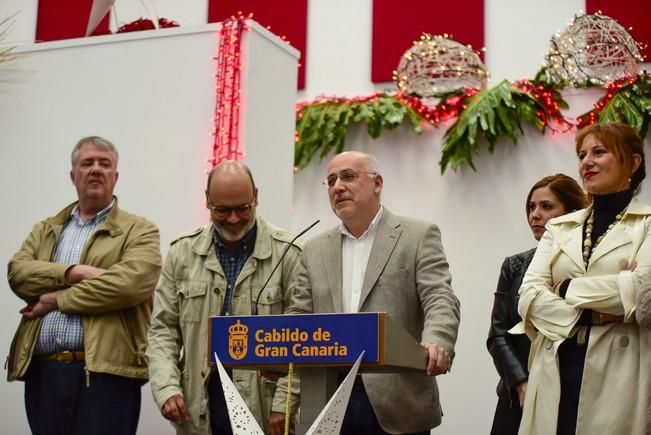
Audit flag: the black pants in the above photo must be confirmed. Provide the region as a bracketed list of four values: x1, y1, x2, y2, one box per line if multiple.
[25, 360, 142, 435]
[557, 332, 589, 435]
[208, 369, 235, 435]
[340, 381, 430, 435]
[490, 395, 523, 435]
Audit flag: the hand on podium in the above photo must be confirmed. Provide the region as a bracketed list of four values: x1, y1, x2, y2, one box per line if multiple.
[162, 394, 190, 424]
[421, 342, 450, 376]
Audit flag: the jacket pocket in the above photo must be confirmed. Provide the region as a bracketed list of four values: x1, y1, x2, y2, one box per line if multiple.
[255, 286, 283, 315]
[117, 306, 150, 366]
[179, 281, 208, 322]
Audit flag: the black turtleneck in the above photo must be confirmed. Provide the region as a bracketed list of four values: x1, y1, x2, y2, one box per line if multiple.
[588, 189, 633, 247]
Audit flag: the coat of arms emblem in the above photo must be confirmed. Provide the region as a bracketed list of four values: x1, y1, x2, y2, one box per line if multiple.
[228, 319, 249, 360]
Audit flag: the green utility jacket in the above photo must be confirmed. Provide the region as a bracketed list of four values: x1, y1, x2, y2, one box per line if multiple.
[147, 218, 301, 434]
[7, 199, 162, 381]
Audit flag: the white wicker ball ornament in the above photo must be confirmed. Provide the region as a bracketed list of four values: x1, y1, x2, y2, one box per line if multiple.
[545, 13, 644, 86]
[394, 34, 488, 97]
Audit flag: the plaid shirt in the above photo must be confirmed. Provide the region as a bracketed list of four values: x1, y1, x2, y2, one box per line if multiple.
[212, 224, 256, 316]
[34, 201, 114, 355]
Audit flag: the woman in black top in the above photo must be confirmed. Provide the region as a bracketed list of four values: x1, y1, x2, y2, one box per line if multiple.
[487, 174, 586, 435]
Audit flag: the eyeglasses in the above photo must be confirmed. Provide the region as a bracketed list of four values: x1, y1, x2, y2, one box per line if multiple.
[207, 201, 255, 219]
[323, 169, 377, 187]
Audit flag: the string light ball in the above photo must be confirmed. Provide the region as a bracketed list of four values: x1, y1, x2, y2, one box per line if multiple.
[394, 33, 488, 97]
[545, 13, 645, 86]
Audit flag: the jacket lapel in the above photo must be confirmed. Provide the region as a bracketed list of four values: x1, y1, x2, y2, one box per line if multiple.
[552, 208, 589, 272]
[560, 198, 651, 268]
[557, 223, 586, 271]
[358, 211, 401, 310]
[323, 229, 344, 312]
[589, 218, 632, 266]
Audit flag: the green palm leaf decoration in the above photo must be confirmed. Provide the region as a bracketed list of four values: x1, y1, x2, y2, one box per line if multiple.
[294, 94, 423, 170]
[439, 80, 545, 173]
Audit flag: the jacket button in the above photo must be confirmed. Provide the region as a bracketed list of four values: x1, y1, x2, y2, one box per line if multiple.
[618, 259, 629, 269]
[545, 340, 553, 350]
[620, 336, 629, 347]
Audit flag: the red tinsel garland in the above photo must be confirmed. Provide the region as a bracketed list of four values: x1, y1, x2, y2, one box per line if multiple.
[295, 88, 479, 127]
[295, 92, 383, 117]
[577, 75, 640, 128]
[513, 80, 574, 133]
[396, 88, 479, 124]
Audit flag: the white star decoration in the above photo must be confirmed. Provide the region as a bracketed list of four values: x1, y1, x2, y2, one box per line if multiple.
[213, 352, 265, 435]
[306, 352, 365, 435]
[212, 351, 364, 435]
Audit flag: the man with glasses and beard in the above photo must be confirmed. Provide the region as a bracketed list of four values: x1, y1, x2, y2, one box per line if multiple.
[148, 161, 301, 435]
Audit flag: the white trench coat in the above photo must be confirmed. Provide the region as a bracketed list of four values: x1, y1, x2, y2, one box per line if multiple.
[515, 199, 651, 435]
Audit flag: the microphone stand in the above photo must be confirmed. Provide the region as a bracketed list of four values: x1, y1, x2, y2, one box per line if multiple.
[251, 219, 320, 315]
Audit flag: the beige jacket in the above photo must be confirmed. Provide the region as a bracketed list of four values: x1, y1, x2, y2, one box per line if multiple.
[287, 209, 460, 434]
[517, 198, 651, 435]
[636, 278, 651, 435]
[147, 218, 301, 434]
[7, 199, 162, 381]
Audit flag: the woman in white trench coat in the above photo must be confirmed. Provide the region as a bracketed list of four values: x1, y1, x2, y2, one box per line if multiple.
[516, 122, 651, 435]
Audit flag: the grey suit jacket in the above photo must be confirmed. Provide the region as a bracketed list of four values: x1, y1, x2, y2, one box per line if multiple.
[287, 209, 460, 433]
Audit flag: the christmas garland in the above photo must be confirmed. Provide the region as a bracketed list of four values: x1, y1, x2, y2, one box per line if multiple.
[577, 74, 651, 135]
[295, 93, 422, 170]
[440, 80, 569, 172]
[294, 72, 651, 173]
[294, 88, 477, 170]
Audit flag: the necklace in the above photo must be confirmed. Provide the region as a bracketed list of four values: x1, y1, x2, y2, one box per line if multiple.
[582, 207, 626, 266]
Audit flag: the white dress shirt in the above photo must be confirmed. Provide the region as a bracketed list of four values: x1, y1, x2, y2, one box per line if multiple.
[340, 206, 384, 313]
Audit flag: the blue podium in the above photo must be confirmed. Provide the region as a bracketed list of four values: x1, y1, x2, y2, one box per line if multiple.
[210, 312, 427, 434]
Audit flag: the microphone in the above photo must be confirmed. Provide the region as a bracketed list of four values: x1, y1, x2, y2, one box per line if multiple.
[251, 219, 320, 315]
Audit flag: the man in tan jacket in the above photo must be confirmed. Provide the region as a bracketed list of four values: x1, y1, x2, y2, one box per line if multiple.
[7, 136, 162, 435]
[148, 161, 301, 435]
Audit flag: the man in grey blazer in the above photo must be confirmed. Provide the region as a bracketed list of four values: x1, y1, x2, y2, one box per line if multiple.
[287, 151, 460, 434]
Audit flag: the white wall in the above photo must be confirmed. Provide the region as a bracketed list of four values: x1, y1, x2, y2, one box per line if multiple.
[8, 1, 651, 435]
